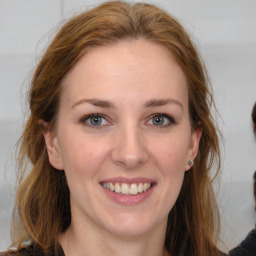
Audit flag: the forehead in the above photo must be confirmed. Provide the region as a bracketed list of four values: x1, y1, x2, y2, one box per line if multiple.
[61, 39, 188, 107]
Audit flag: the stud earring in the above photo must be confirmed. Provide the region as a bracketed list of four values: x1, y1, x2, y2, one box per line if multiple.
[188, 159, 194, 166]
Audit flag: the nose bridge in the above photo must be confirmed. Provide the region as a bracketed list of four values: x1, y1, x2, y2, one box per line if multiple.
[111, 121, 148, 169]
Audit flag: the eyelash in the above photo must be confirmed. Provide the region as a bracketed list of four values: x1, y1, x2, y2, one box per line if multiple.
[80, 113, 176, 128]
[147, 113, 176, 128]
[80, 113, 109, 128]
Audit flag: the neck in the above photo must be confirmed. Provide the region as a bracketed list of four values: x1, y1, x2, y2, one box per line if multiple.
[59, 217, 170, 256]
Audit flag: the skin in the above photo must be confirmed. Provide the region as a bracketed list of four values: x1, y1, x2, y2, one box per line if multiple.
[42, 39, 202, 256]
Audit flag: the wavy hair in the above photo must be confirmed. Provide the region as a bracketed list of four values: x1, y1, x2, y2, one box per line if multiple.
[10, 1, 221, 255]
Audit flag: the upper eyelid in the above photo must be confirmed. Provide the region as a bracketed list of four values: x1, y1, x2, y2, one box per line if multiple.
[147, 113, 176, 122]
[143, 114, 176, 129]
[79, 112, 176, 125]
[80, 113, 109, 123]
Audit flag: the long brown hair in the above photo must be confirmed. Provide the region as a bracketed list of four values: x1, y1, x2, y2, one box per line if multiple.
[10, 1, 221, 255]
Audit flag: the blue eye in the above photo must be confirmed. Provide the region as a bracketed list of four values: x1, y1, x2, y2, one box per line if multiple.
[152, 115, 165, 125]
[148, 113, 175, 127]
[81, 114, 108, 126]
[89, 116, 102, 125]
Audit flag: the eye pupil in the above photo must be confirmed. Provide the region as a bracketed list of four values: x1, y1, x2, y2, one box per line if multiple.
[153, 116, 164, 125]
[90, 116, 102, 125]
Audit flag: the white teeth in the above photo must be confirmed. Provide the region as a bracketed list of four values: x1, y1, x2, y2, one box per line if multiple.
[129, 184, 138, 195]
[102, 182, 152, 195]
[138, 183, 144, 193]
[121, 183, 129, 195]
[109, 182, 115, 191]
[115, 183, 121, 193]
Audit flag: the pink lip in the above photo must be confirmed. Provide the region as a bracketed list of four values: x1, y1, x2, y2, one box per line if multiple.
[100, 176, 157, 206]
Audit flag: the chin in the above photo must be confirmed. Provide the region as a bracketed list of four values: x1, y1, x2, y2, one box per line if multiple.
[102, 212, 164, 238]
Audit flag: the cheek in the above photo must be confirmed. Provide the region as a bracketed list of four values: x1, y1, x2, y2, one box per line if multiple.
[149, 134, 190, 176]
[58, 134, 109, 178]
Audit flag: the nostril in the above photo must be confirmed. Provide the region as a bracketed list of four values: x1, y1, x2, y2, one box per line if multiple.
[112, 151, 148, 170]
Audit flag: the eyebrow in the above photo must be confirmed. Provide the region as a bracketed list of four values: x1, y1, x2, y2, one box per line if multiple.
[144, 98, 184, 111]
[71, 98, 183, 110]
[72, 99, 115, 109]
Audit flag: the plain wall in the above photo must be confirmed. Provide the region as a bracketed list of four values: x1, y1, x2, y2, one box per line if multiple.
[0, 0, 256, 252]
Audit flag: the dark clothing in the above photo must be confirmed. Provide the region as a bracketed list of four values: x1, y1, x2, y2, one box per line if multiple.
[229, 229, 256, 256]
[1, 244, 227, 256]
[1, 244, 64, 256]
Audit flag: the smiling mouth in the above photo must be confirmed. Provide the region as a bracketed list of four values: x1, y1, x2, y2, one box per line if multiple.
[101, 182, 153, 196]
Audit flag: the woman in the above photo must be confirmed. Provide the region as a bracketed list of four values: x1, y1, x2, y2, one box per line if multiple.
[2, 1, 222, 256]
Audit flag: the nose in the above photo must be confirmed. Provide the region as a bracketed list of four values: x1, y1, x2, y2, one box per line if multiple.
[111, 125, 149, 170]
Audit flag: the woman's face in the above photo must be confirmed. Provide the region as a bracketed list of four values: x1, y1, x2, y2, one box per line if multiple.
[44, 39, 201, 238]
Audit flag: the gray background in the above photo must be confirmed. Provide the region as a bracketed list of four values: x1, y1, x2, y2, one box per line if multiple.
[0, 0, 256, 253]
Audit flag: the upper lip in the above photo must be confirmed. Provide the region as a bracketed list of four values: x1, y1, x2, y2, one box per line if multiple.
[100, 176, 156, 184]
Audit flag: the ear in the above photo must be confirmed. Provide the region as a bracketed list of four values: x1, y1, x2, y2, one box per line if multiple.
[39, 120, 64, 170]
[185, 127, 202, 171]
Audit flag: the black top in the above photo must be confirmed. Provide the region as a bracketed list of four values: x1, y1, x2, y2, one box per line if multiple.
[229, 229, 256, 256]
[1, 244, 229, 256]
[1, 246, 229, 256]
[1, 244, 65, 256]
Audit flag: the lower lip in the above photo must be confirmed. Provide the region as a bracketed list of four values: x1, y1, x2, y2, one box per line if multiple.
[102, 185, 155, 206]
